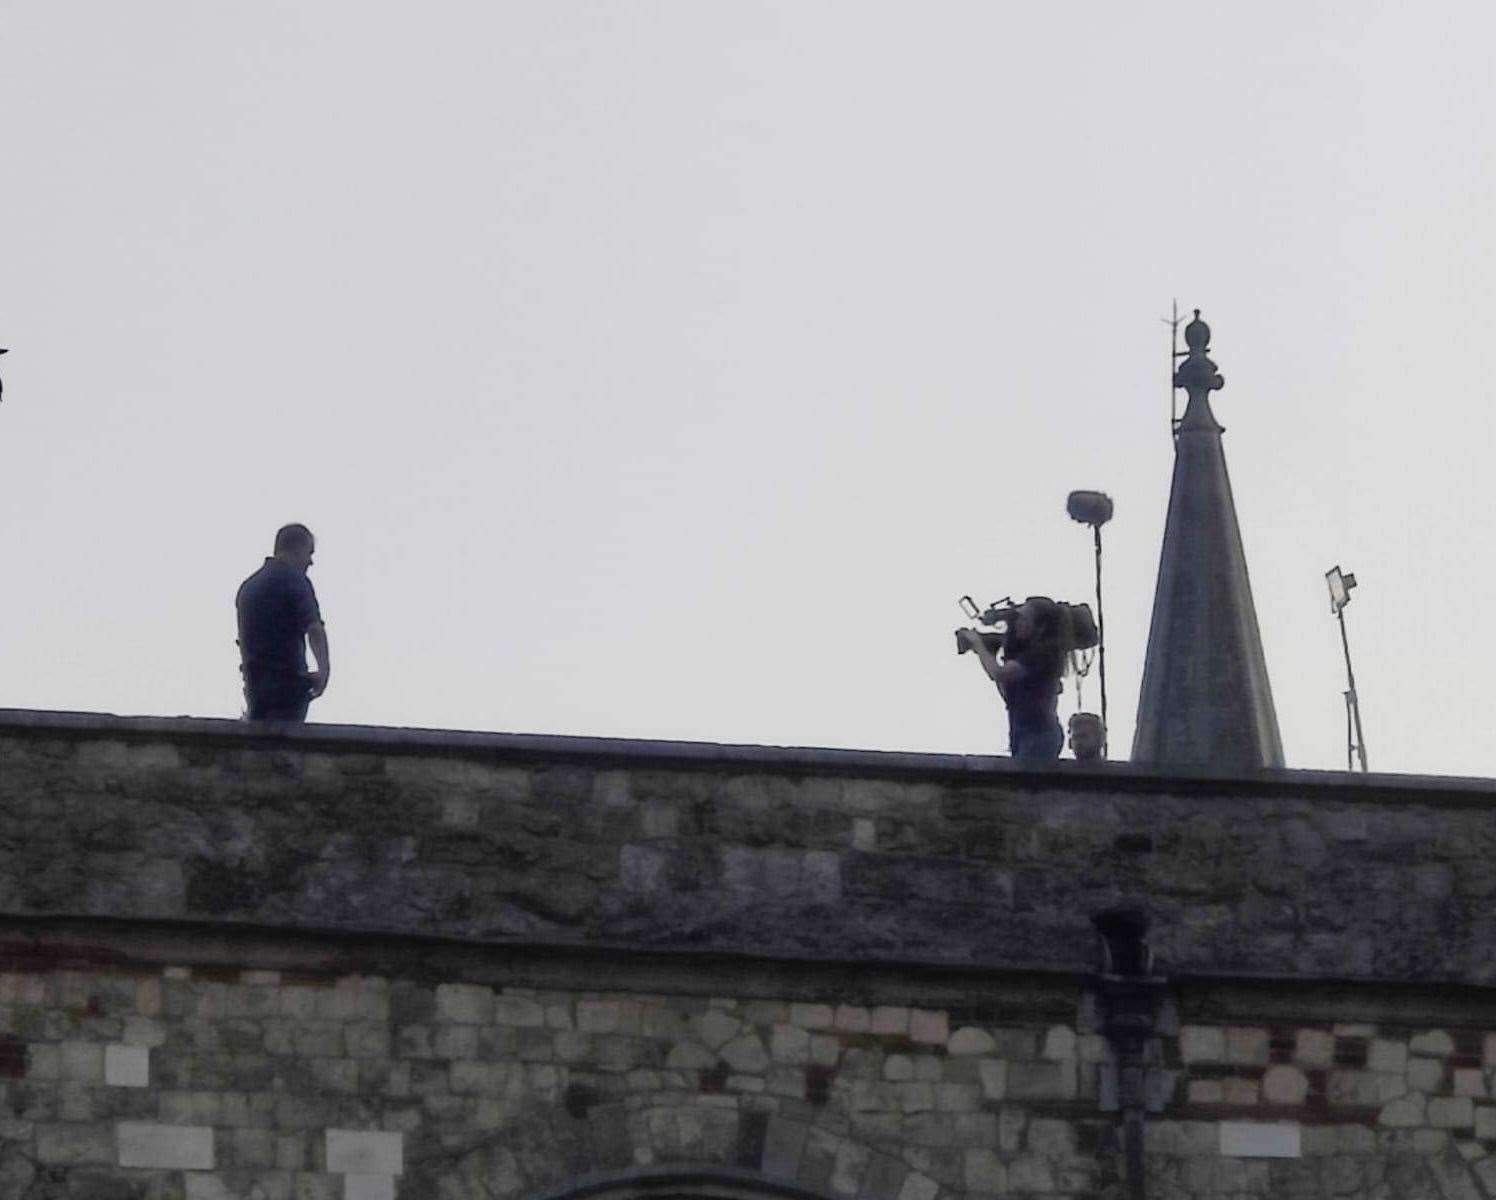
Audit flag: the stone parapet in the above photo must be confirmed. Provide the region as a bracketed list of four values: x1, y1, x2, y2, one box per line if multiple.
[2, 709, 1495, 986]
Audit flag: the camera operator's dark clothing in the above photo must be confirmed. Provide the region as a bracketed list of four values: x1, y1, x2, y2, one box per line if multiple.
[1001, 653, 1064, 761]
[236, 558, 322, 722]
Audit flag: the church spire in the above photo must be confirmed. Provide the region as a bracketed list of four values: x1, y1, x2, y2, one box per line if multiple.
[1131, 311, 1285, 770]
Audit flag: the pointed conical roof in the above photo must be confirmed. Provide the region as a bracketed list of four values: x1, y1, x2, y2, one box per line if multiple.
[1131, 312, 1284, 770]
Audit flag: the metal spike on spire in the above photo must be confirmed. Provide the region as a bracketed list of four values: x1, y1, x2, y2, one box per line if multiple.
[1132, 310, 1285, 770]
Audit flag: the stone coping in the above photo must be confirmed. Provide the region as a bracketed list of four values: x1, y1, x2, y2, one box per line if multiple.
[0, 707, 1492, 803]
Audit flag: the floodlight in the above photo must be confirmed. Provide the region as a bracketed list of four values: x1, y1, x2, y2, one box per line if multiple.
[1325, 565, 1357, 615]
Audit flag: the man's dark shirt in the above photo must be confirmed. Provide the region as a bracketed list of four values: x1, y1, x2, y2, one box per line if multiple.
[236, 558, 321, 681]
[1000, 643, 1063, 733]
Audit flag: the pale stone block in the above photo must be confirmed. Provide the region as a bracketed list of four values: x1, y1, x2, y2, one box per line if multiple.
[977, 1059, 1006, 1100]
[1043, 1026, 1077, 1061]
[105, 1044, 150, 1088]
[1379, 1094, 1426, 1127]
[833, 1005, 871, 1033]
[884, 1055, 914, 1082]
[345, 1176, 396, 1200]
[184, 1173, 235, 1200]
[61, 1041, 104, 1082]
[1367, 1039, 1408, 1073]
[908, 1010, 948, 1046]
[852, 818, 876, 850]
[811, 1035, 840, 1067]
[1410, 1030, 1455, 1057]
[934, 1083, 979, 1112]
[1429, 1097, 1475, 1128]
[665, 1041, 714, 1070]
[1455, 1068, 1488, 1097]
[1189, 1080, 1225, 1104]
[137, 979, 164, 1015]
[117, 1122, 215, 1169]
[772, 1025, 811, 1065]
[897, 1173, 938, 1200]
[1027, 1118, 1075, 1155]
[1008, 1156, 1055, 1191]
[1458, 1139, 1484, 1161]
[789, 1003, 834, 1030]
[720, 1034, 768, 1073]
[1409, 1058, 1445, 1093]
[577, 1000, 621, 1033]
[1223, 1078, 1259, 1105]
[1476, 1105, 1496, 1139]
[1413, 1130, 1451, 1155]
[1294, 1028, 1334, 1067]
[1226, 1027, 1270, 1066]
[870, 1006, 909, 1036]
[963, 1148, 1006, 1192]
[1262, 1065, 1309, 1106]
[26, 1044, 60, 1080]
[1179, 1025, 1226, 1063]
[947, 1027, 994, 1056]
[695, 1009, 743, 1049]
[163, 966, 192, 981]
[326, 1130, 403, 1175]
[1220, 1121, 1301, 1158]
[435, 984, 493, 1024]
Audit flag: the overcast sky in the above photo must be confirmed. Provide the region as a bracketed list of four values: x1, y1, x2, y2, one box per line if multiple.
[1, 2, 1492, 776]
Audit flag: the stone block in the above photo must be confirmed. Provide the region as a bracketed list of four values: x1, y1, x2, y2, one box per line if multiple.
[1456, 1068, 1488, 1097]
[1262, 1065, 1309, 1106]
[833, 1006, 871, 1034]
[434, 984, 492, 1025]
[977, 1060, 1006, 1100]
[105, 1044, 150, 1088]
[963, 1148, 1005, 1192]
[117, 1122, 215, 1169]
[772, 1025, 811, 1065]
[1007, 1156, 1055, 1192]
[1219, 1121, 1301, 1158]
[1409, 1057, 1445, 1093]
[1179, 1025, 1226, 1063]
[1410, 1030, 1455, 1058]
[344, 1177, 395, 1200]
[1189, 1080, 1224, 1104]
[946, 1027, 993, 1056]
[1366, 1039, 1407, 1073]
[61, 1042, 104, 1082]
[897, 1174, 937, 1200]
[35, 1123, 114, 1164]
[1294, 1028, 1334, 1067]
[1379, 1094, 1426, 1127]
[695, 1009, 743, 1049]
[1413, 1129, 1451, 1154]
[325, 1130, 403, 1175]
[908, 1010, 947, 1046]
[1007, 1061, 1075, 1101]
[1042, 1026, 1077, 1060]
[720, 1034, 768, 1074]
[1475, 1104, 1496, 1140]
[1226, 1027, 1270, 1065]
[1429, 1097, 1475, 1128]
[789, 1004, 834, 1031]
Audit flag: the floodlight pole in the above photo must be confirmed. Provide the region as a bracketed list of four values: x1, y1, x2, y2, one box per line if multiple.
[1336, 606, 1368, 773]
[1092, 523, 1108, 757]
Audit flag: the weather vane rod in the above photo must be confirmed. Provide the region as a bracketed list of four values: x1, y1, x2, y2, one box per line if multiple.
[1161, 300, 1187, 441]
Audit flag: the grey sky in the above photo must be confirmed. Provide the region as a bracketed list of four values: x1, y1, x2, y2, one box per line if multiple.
[1, 3, 1491, 776]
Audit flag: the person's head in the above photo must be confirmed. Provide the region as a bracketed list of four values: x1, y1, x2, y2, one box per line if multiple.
[273, 523, 315, 572]
[1008, 596, 1070, 677]
[1068, 712, 1105, 761]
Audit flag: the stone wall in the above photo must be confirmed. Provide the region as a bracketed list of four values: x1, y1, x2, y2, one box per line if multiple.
[6, 960, 1496, 1200]
[2, 711, 1495, 985]
[4, 710, 1496, 1200]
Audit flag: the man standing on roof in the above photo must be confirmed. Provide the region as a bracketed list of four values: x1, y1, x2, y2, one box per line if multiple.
[236, 523, 330, 722]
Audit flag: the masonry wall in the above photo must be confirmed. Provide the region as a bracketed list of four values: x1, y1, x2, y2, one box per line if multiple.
[3, 711, 1496, 1200]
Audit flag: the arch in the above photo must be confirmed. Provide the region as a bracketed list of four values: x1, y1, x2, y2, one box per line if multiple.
[529, 1167, 841, 1200]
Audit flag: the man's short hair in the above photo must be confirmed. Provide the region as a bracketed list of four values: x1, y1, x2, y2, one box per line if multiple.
[274, 524, 314, 554]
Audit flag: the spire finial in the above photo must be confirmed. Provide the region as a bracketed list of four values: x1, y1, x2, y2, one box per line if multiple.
[1174, 307, 1224, 397]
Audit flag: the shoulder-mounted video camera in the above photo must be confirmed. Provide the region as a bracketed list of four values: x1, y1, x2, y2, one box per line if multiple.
[955, 594, 1100, 656]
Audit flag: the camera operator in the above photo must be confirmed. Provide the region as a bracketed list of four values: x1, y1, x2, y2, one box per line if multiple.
[958, 596, 1071, 761]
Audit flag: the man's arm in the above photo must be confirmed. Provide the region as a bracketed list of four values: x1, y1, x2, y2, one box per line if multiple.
[957, 628, 1023, 691]
[306, 621, 330, 698]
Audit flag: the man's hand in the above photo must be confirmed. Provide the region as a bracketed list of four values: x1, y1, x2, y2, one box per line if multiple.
[307, 670, 329, 698]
